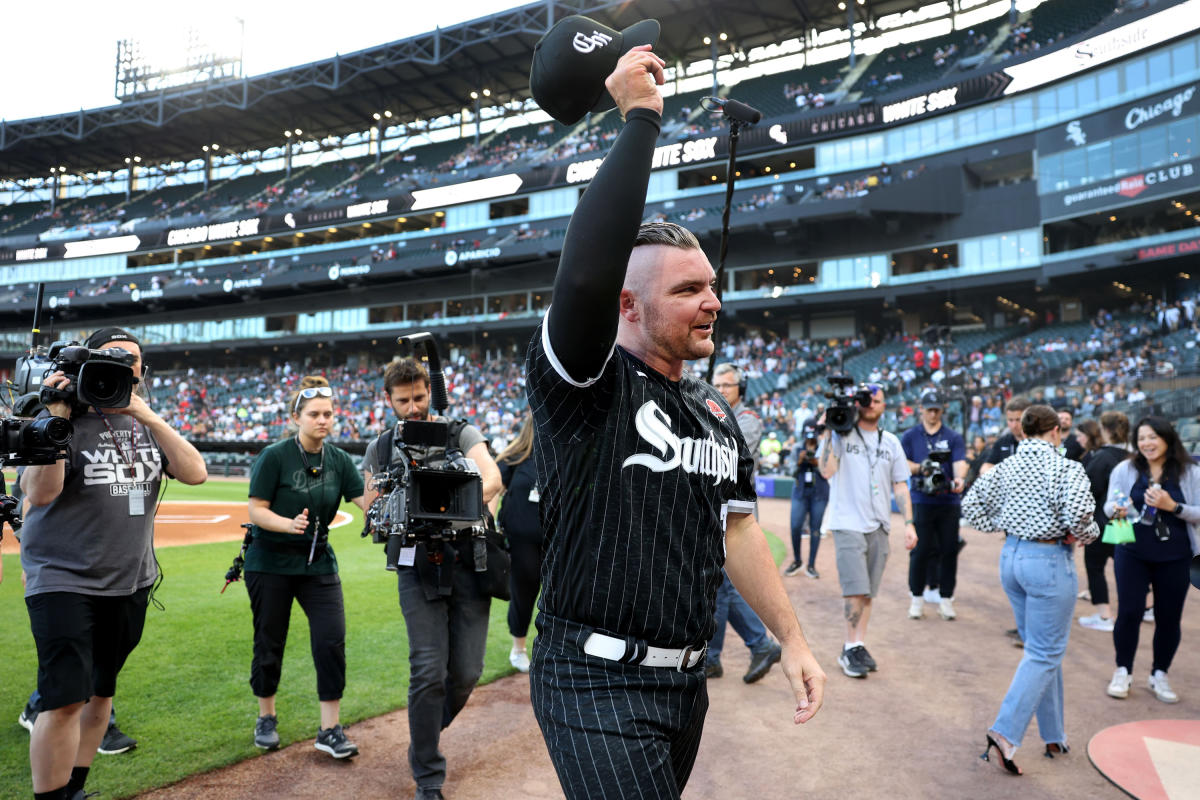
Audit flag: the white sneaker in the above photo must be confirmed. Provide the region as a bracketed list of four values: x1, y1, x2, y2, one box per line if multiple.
[938, 597, 956, 620]
[509, 648, 530, 673]
[1144, 607, 1155, 623]
[923, 588, 942, 604]
[1078, 613, 1115, 632]
[1149, 670, 1179, 704]
[908, 595, 924, 619]
[1107, 667, 1132, 699]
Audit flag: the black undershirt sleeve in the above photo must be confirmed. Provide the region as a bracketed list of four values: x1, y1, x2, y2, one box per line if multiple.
[546, 107, 662, 382]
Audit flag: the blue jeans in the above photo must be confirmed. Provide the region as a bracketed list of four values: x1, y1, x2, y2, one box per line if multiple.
[397, 562, 491, 790]
[790, 485, 827, 568]
[708, 572, 769, 661]
[991, 537, 1077, 749]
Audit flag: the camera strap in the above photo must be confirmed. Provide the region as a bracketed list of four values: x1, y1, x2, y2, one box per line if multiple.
[95, 408, 144, 516]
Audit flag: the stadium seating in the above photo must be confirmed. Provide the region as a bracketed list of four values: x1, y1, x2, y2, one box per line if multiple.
[997, 0, 1119, 60]
[730, 61, 846, 119]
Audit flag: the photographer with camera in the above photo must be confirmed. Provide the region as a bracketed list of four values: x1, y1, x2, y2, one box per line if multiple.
[20, 328, 207, 800]
[817, 381, 916, 679]
[243, 375, 367, 759]
[361, 358, 500, 800]
[901, 390, 967, 621]
[785, 422, 829, 579]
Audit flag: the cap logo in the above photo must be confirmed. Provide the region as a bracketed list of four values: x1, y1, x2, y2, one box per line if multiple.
[573, 30, 613, 54]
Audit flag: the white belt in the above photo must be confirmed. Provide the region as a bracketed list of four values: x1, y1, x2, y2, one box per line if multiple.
[582, 632, 706, 671]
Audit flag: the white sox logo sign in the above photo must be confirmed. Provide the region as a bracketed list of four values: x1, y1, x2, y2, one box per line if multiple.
[572, 30, 613, 53]
[622, 400, 738, 485]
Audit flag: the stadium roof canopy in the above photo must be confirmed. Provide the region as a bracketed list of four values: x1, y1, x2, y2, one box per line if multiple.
[0, 0, 924, 181]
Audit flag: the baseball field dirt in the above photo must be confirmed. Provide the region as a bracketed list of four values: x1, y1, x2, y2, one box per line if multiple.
[136, 497, 1198, 800]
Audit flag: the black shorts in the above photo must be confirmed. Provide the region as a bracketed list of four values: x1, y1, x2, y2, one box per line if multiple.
[26, 588, 151, 710]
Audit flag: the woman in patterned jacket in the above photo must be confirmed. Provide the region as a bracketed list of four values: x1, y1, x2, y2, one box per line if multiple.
[963, 405, 1099, 776]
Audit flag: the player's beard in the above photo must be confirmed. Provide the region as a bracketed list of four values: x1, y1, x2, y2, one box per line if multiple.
[643, 302, 714, 362]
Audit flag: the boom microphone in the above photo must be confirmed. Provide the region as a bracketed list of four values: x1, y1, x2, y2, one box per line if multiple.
[705, 97, 763, 125]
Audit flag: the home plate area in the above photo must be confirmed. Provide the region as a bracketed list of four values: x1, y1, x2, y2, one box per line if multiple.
[152, 501, 352, 548]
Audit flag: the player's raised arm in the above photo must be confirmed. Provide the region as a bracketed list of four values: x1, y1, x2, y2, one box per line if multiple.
[546, 46, 665, 383]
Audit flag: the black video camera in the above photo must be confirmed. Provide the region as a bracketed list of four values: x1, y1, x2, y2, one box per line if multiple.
[823, 375, 873, 435]
[364, 420, 486, 571]
[917, 447, 952, 495]
[15, 341, 137, 412]
[0, 416, 73, 466]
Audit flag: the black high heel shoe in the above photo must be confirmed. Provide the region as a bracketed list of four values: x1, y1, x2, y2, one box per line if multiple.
[981, 734, 1022, 775]
[1044, 742, 1069, 758]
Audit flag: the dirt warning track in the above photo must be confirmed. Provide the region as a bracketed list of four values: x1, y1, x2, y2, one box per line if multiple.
[151, 502, 353, 548]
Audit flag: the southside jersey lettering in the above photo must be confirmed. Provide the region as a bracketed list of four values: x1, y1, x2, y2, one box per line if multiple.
[526, 322, 757, 648]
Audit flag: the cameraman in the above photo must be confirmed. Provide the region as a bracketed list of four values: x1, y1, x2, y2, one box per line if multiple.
[785, 423, 828, 579]
[818, 384, 916, 679]
[361, 358, 500, 800]
[20, 328, 207, 800]
[901, 391, 967, 621]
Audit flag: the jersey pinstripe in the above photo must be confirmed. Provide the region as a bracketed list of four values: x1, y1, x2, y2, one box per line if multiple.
[526, 321, 757, 648]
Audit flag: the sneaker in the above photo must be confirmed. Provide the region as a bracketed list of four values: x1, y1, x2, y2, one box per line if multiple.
[938, 597, 956, 620]
[923, 588, 942, 604]
[315, 724, 358, 759]
[509, 647, 530, 673]
[1078, 613, 1115, 632]
[1077, 589, 1091, 601]
[98, 720, 137, 755]
[17, 701, 38, 734]
[804, 565, 820, 579]
[837, 647, 868, 679]
[1148, 670, 1179, 704]
[1107, 667, 1132, 699]
[908, 595, 924, 619]
[415, 788, 446, 800]
[705, 659, 724, 679]
[855, 645, 877, 672]
[1144, 606, 1155, 623]
[784, 561, 804, 577]
[744, 641, 782, 684]
[254, 714, 280, 750]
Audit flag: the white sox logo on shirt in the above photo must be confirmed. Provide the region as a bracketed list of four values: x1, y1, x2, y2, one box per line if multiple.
[81, 445, 163, 485]
[572, 30, 613, 53]
[622, 400, 738, 485]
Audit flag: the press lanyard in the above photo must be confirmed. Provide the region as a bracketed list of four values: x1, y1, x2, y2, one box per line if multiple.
[856, 426, 884, 496]
[95, 408, 145, 516]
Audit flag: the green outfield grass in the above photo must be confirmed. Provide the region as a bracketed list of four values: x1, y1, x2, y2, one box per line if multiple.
[0, 478, 784, 798]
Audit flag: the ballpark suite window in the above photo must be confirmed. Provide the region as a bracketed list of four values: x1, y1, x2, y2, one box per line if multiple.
[445, 297, 484, 318]
[265, 315, 297, 333]
[487, 292, 529, 314]
[891, 244, 959, 276]
[490, 197, 529, 220]
[531, 291, 551, 312]
[677, 147, 814, 190]
[734, 263, 817, 290]
[368, 304, 404, 324]
[408, 300, 444, 321]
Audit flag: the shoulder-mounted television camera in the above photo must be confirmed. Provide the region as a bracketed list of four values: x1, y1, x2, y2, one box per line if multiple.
[916, 446, 952, 495]
[15, 340, 136, 413]
[823, 374, 873, 435]
[362, 332, 489, 572]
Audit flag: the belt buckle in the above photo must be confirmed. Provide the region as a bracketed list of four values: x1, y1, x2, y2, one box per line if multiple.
[677, 644, 703, 672]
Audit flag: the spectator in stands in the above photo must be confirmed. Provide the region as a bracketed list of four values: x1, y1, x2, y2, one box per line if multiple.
[243, 376, 367, 758]
[1103, 416, 1199, 705]
[495, 415, 543, 674]
[1079, 411, 1131, 633]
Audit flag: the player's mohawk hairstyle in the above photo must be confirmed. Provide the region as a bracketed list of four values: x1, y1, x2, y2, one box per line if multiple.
[633, 221, 701, 251]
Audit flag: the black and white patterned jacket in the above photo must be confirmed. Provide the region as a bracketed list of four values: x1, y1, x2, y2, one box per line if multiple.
[962, 438, 1099, 543]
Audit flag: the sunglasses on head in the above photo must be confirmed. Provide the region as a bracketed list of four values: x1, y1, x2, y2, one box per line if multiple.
[293, 386, 333, 414]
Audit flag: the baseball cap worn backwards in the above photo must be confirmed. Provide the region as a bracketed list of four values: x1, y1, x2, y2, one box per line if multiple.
[530, 15, 661, 126]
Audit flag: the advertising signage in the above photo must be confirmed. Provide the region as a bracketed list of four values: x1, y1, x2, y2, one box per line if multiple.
[1041, 156, 1198, 217]
[1038, 83, 1199, 155]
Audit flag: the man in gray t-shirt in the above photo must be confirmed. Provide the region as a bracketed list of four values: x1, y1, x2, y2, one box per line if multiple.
[816, 385, 916, 680]
[20, 327, 207, 800]
[360, 357, 500, 797]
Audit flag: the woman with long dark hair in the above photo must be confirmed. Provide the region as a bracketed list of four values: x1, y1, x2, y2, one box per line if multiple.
[243, 375, 367, 757]
[1074, 419, 1102, 466]
[1078, 411, 1130, 632]
[496, 415, 544, 673]
[963, 405, 1098, 775]
[1102, 416, 1199, 704]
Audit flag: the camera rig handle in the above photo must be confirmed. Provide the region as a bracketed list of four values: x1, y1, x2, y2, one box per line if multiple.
[396, 332, 448, 415]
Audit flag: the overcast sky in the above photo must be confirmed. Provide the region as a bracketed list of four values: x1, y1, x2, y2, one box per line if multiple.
[0, 1, 529, 121]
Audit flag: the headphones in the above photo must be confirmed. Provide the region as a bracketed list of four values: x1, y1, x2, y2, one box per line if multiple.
[295, 436, 323, 478]
[718, 363, 747, 399]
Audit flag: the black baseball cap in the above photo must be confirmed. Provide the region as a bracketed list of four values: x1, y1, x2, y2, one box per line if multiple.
[529, 15, 661, 126]
[920, 390, 944, 410]
[85, 327, 140, 350]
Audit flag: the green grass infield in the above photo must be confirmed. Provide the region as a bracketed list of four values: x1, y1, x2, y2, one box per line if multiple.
[0, 478, 785, 798]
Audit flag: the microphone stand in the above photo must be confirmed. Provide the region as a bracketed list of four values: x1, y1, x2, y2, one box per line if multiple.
[704, 117, 744, 384]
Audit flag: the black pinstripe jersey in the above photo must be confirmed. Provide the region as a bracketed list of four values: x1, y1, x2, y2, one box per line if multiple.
[526, 322, 758, 648]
